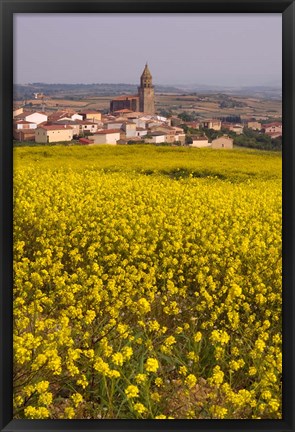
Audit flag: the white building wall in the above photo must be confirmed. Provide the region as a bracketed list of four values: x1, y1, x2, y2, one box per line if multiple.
[47, 129, 73, 143]
[190, 139, 210, 148]
[35, 128, 47, 143]
[71, 114, 83, 121]
[25, 112, 48, 125]
[16, 123, 37, 130]
[145, 135, 166, 144]
[136, 130, 148, 137]
[106, 122, 123, 129]
[80, 124, 99, 133]
[93, 133, 120, 145]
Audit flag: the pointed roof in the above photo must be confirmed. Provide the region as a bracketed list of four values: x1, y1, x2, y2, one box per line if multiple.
[141, 63, 152, 79]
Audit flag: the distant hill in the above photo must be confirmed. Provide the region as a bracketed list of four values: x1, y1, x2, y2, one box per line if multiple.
[13, 83, 185, 101]
[13, 82, 282, 102]
[174, 84, 282, 100]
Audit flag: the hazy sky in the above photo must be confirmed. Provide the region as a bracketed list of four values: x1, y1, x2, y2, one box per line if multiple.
[14, 14, 282, 87]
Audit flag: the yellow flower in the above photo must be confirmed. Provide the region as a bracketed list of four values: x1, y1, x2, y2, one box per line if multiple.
[179, 365, 188, 376]
[261, 390, 272, 401]
[194, 331, 202, 342]
[210, 329, 230, 345]
[269, 398, 280, 412]
[135, 373, 147, 384]
[111, 352, 124, 366]
[209, 365, 224, 386]
[151, 391, 161, 402]
[35, 380, 49, 393]
[210, 405, 228, 419]
[71, 392, 83, 407]
[155, 377, 163, 387]
[255, 339, 266, 352]
[109, 369, 120, 378]
[122, 346, 133, 361]
[137, 297, 151, 314]
[145, 357, 159, 373]
[133, 402, 147, 414]
[94, 357, 110, 376]
[24, 406, 50, 419]
[125, 385, 139, 399]
[64, 407, 75, 419]
[185, 374, 197, 389]
[38, 392, 52, 406]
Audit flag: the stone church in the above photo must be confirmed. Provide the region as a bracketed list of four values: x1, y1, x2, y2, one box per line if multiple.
[110, 64, 155, 114]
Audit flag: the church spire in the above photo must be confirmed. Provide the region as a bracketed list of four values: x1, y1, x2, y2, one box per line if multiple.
[138, 63, 155, 114]
[140, 63, 152, 88]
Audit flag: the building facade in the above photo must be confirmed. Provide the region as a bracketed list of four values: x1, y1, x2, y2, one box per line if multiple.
[35, 125, 74, 143]
[92, 130, 120, 145]
[211, 135, 233, 149]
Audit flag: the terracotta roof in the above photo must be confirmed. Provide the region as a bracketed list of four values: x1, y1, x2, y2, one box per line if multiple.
[17, 129, 36, 134]
[14, 112, 30, 119]
[114, 109, 134, 113]
[79, 110, 101, 114]
[14, 120, 35, 125]
[127, 112, 143, 117]
[37, 125, 73, 131]
[112, 95, 139, 101]
[55, 120, 79, 125]
[94, 129, 121, 135]
[79, 138, 94, 144]
[192, 136, 208, 141]
[263, 122, 282, 128]
[76, 120, 98, 125]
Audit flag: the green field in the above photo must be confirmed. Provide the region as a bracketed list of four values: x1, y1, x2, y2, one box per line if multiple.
[13, 145, 282, 419]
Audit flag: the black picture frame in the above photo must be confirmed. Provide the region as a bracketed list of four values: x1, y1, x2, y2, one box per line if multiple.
[1, 1, 294, 431]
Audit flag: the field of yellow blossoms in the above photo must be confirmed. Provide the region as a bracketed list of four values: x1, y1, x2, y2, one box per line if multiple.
[13, 145, 282, 419]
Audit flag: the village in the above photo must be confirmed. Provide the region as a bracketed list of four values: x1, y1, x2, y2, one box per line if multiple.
[13, 64, 282, 150]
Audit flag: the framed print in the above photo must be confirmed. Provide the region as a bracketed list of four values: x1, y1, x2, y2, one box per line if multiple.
[1, 1, 294, 431]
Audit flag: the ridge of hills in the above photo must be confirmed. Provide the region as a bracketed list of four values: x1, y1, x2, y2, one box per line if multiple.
[14, 82, 282, 101]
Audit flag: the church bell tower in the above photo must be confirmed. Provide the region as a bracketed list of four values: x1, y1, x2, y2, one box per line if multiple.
[138, 63, 155, 114]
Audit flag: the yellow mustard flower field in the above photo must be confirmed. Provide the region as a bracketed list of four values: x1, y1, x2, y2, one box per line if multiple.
[13, 145, 282, 419]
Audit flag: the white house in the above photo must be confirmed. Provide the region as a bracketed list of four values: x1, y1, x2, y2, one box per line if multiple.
[14, 120, 37, 130]
[263, 122, 282, 135]
[71, 113, 83, 121]
[122, 122, 137, 138]
[136, 127, 148, 137]
[56, 120, 80, 136]
[145, 132, 166, 144]
[230, 124, 244, 135]
[35, 125, 74, 143]
[76, 121, 99, 134]
[190, 136, 210, 148]
[128, 117, 147, 129]
[92, 129, 120, 145]
[104, 121, 124, 130]
[211, 135, 233, 149]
